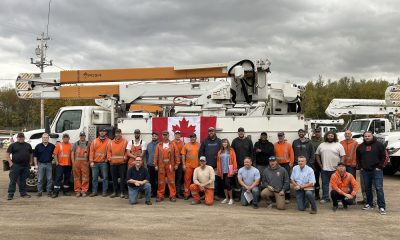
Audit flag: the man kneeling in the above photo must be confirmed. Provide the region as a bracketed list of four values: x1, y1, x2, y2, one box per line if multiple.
[190, 156, 215, 205]
[127, 157, 152, 205]
[330, 162, 358, 211]
[260, 156, 289, 210]
[291, 156, 317, 214]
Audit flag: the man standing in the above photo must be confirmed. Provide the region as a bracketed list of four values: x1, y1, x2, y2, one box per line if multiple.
[34, 133, 55, 197]
[330, 162, 359, 211]
[315, 131, 345, 204]
[357, 131, 387, 215]
[253, 132, 275, 175]
[127, 157, 152, 205]
[172, 130, 184, 198]
[274, 131, 294, 202]
[154, 130, 180, 202]
[146, 132, 159, 197]
[52, 133, 73, 198]
[71, 131, 90, 197]
[232, 127, 254, 169]
[126, 129, 147, 170]
[6, 132, 33, 200]
[108, 129, 128, 199]
[260, 156, 289, 210]
[292, 129, 315, 167]
[340, 130, 358, 178]
[181, 133, 200, 200]
[89, 128, 110, 197]
[190, 156, 215, 205]
[310, 128, 323, 200]
[199, 127, 222, 198]
[291, 156, 317, 214]
[238, 157, 260, 209]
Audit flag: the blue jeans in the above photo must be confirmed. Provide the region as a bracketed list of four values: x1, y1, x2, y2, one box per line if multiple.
[128, 183, 151, 204]
[38, 162, 53, 193]
[362, 169, 385, 209]
[321, 170, 335, 201]
[240, 187, 260, 206]
[295, 190, 317, 211]
[91, 162, 108, 193]
[8, 163, 30, 196]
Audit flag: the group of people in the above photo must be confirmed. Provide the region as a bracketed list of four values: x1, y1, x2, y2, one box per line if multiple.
[5, 126, 387, 215]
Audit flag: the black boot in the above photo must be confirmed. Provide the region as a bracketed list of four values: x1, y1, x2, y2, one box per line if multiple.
[315, 189, 320, 200]
[52, 189, 59, 198]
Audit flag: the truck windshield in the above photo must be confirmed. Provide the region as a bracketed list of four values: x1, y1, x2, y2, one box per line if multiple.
[349, 120, 370, 133]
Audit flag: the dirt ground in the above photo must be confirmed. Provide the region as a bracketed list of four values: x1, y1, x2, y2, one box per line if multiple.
[0, 149, 399, 240]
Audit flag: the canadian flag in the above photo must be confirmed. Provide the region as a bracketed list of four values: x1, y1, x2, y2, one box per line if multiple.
[152, 116, 216, 142]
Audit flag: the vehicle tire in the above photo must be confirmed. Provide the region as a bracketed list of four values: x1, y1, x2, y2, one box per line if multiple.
[25, 168, 38, 192]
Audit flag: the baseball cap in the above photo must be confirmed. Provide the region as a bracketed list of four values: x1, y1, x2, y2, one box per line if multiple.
[268, 156, 277, 161]
[174, 130, 181, 134]
[314, 128, 321, 133]
[199, 156, 207, 162]
[100, 128, 107, 132]
[277, 132, 285, 136]
[162, 130, 169, 135]
[238, 127, 245, 132]
[208, 127, 215, 131]
[260, 132, 267, 136]
[17, 132, 25, 138]
[298, 129, 305, 133]
[62, 133, 70, 138]
[189, 133, 197, 138]
[115, 128, 122, 133]
[134, 129, 141, 134]
[79, 131, 86, 136]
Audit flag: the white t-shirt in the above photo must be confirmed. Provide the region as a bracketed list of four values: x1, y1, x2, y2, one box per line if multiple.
[316, 142, 345, 171]
[126, 139, 147, 151]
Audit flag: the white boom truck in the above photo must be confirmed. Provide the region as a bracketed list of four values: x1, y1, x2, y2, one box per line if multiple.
[325, 97, 400, 175]
[14, 58, 306, 189]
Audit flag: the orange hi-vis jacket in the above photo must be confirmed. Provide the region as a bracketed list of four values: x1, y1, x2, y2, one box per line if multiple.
[108, 137, 128, 165]
[274, 141, 294, 165]
[73, 141, 89, 161]
[340, 139, 358, 167]
[154, 141, 180, 168]
[330, 170, 359, 196]
[54, 142, 72, 166]
[89, 137, 110, 164]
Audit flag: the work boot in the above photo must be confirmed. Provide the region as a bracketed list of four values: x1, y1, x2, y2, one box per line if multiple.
[37, 192, 43, 197]
[332, 206, 338, 212]
[102, 192, 108, 197]
[253, 204, 259, 209]
[120, 193, 125, 198]
[7, 194, 13, 200]
[315, 191, 321, 200]
[89, 192, 97, 197]
[75, 192, 81, 198]
[21, 194, 31, 198]
[170, 197, 177, 202]
[81, 192, 87, 197]
[184, 196, 189, 200]
[63, 191, 71, 196]
[52, 192, 59, 198]
[310, 209, 317, 214]
[191, 200, 201, 205]
[47, 192, 52, 197]
[109, 192, 117, 198]
[156, 198, 164, 202]
[145, 201, 153, 205]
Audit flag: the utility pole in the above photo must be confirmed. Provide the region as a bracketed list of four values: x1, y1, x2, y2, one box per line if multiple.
[31, 32, 52, 128]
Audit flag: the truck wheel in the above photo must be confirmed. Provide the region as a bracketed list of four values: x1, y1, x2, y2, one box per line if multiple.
[383, 160, 400, 175]
[26, 168, 38, 192]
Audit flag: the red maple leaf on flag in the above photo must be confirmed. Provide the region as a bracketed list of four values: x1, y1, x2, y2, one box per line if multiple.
[172, 118, 196, 138]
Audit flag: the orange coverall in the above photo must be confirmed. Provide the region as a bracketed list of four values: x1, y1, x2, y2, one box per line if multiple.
[72, 141, 90, 193]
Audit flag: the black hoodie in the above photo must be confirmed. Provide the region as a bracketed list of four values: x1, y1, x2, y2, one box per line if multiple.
[356, 137, 385, 170]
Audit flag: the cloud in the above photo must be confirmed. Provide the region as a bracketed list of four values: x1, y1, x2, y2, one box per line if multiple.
[0, 0, 399, 88]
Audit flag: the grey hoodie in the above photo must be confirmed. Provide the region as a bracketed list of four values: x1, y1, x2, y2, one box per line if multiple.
[261, 165, 289, 192]
[292, 138, 315, 167]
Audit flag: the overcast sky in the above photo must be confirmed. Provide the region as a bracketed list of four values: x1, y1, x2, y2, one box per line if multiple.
[0, 0, 399, 88]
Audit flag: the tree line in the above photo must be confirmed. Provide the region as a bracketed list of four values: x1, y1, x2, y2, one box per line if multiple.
[0, 77, 395, 130]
